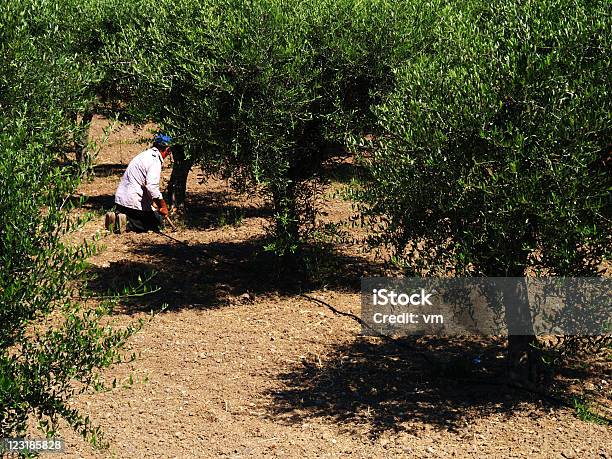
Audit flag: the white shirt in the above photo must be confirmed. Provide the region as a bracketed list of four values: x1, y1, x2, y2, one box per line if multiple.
[115, 147, 164, 211]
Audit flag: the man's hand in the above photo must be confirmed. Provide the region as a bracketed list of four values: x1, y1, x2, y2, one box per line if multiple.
[159, 200, 169, 217]
[154, 198, 169, 217]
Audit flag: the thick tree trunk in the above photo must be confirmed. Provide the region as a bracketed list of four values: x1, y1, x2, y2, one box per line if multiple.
[166, 145, 191, 208]
[502, 277, 540, 383]
[75, 111, 94, 169]
[507, 335, 539, 382]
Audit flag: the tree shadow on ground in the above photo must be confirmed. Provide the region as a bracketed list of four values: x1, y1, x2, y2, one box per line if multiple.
[92, 163, 127, 177]
[88, 260, 216, 314]
[265, 336, 564, 438]
[181, 190, 272, 230]
[81, 194, 115, 211]
[321, 160, 366, 184]
[87, 235, 388, 314]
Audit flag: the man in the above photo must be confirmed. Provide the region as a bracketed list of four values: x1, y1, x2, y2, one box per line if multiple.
[105, 133, 172, 233]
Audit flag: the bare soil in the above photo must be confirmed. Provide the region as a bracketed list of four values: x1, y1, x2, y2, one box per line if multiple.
[55, 116, 611, 458]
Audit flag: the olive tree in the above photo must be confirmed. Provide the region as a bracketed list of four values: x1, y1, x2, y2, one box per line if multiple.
[1, 0, 139, 442]
[106, 0, 417, 258]
[359, 0, 611, 378]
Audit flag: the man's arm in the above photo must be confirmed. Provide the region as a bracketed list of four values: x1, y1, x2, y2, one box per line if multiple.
[146, 162, 168, 217]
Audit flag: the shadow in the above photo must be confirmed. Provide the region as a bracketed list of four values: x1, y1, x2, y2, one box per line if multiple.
[93, 106, 133, 123]
[87, 258, 217, 313]
[182, 190, 273, 230]
[321, 160, 366, 184]
[92, 163, 127, 177]
[87, 235, 388, 314]
[81, 194, 115, 212]
[265, 336, 557, 437]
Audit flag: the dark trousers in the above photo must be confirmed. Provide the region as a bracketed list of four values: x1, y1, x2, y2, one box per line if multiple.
[115, 204, 163, 233]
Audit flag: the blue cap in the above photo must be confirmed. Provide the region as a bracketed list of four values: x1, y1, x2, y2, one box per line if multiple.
[154, 133, 172, 146]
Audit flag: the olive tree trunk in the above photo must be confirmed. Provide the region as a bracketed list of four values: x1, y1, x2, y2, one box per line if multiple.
[502, 276, 539, 383]
[75, 111, 94, 169]
[166, 145, 191, 208]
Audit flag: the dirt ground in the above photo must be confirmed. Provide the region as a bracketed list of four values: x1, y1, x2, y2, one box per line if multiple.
[54, 117, 611, 458]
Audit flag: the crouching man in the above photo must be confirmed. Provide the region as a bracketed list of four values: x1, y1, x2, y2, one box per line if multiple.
[105, 133, 172, 233]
